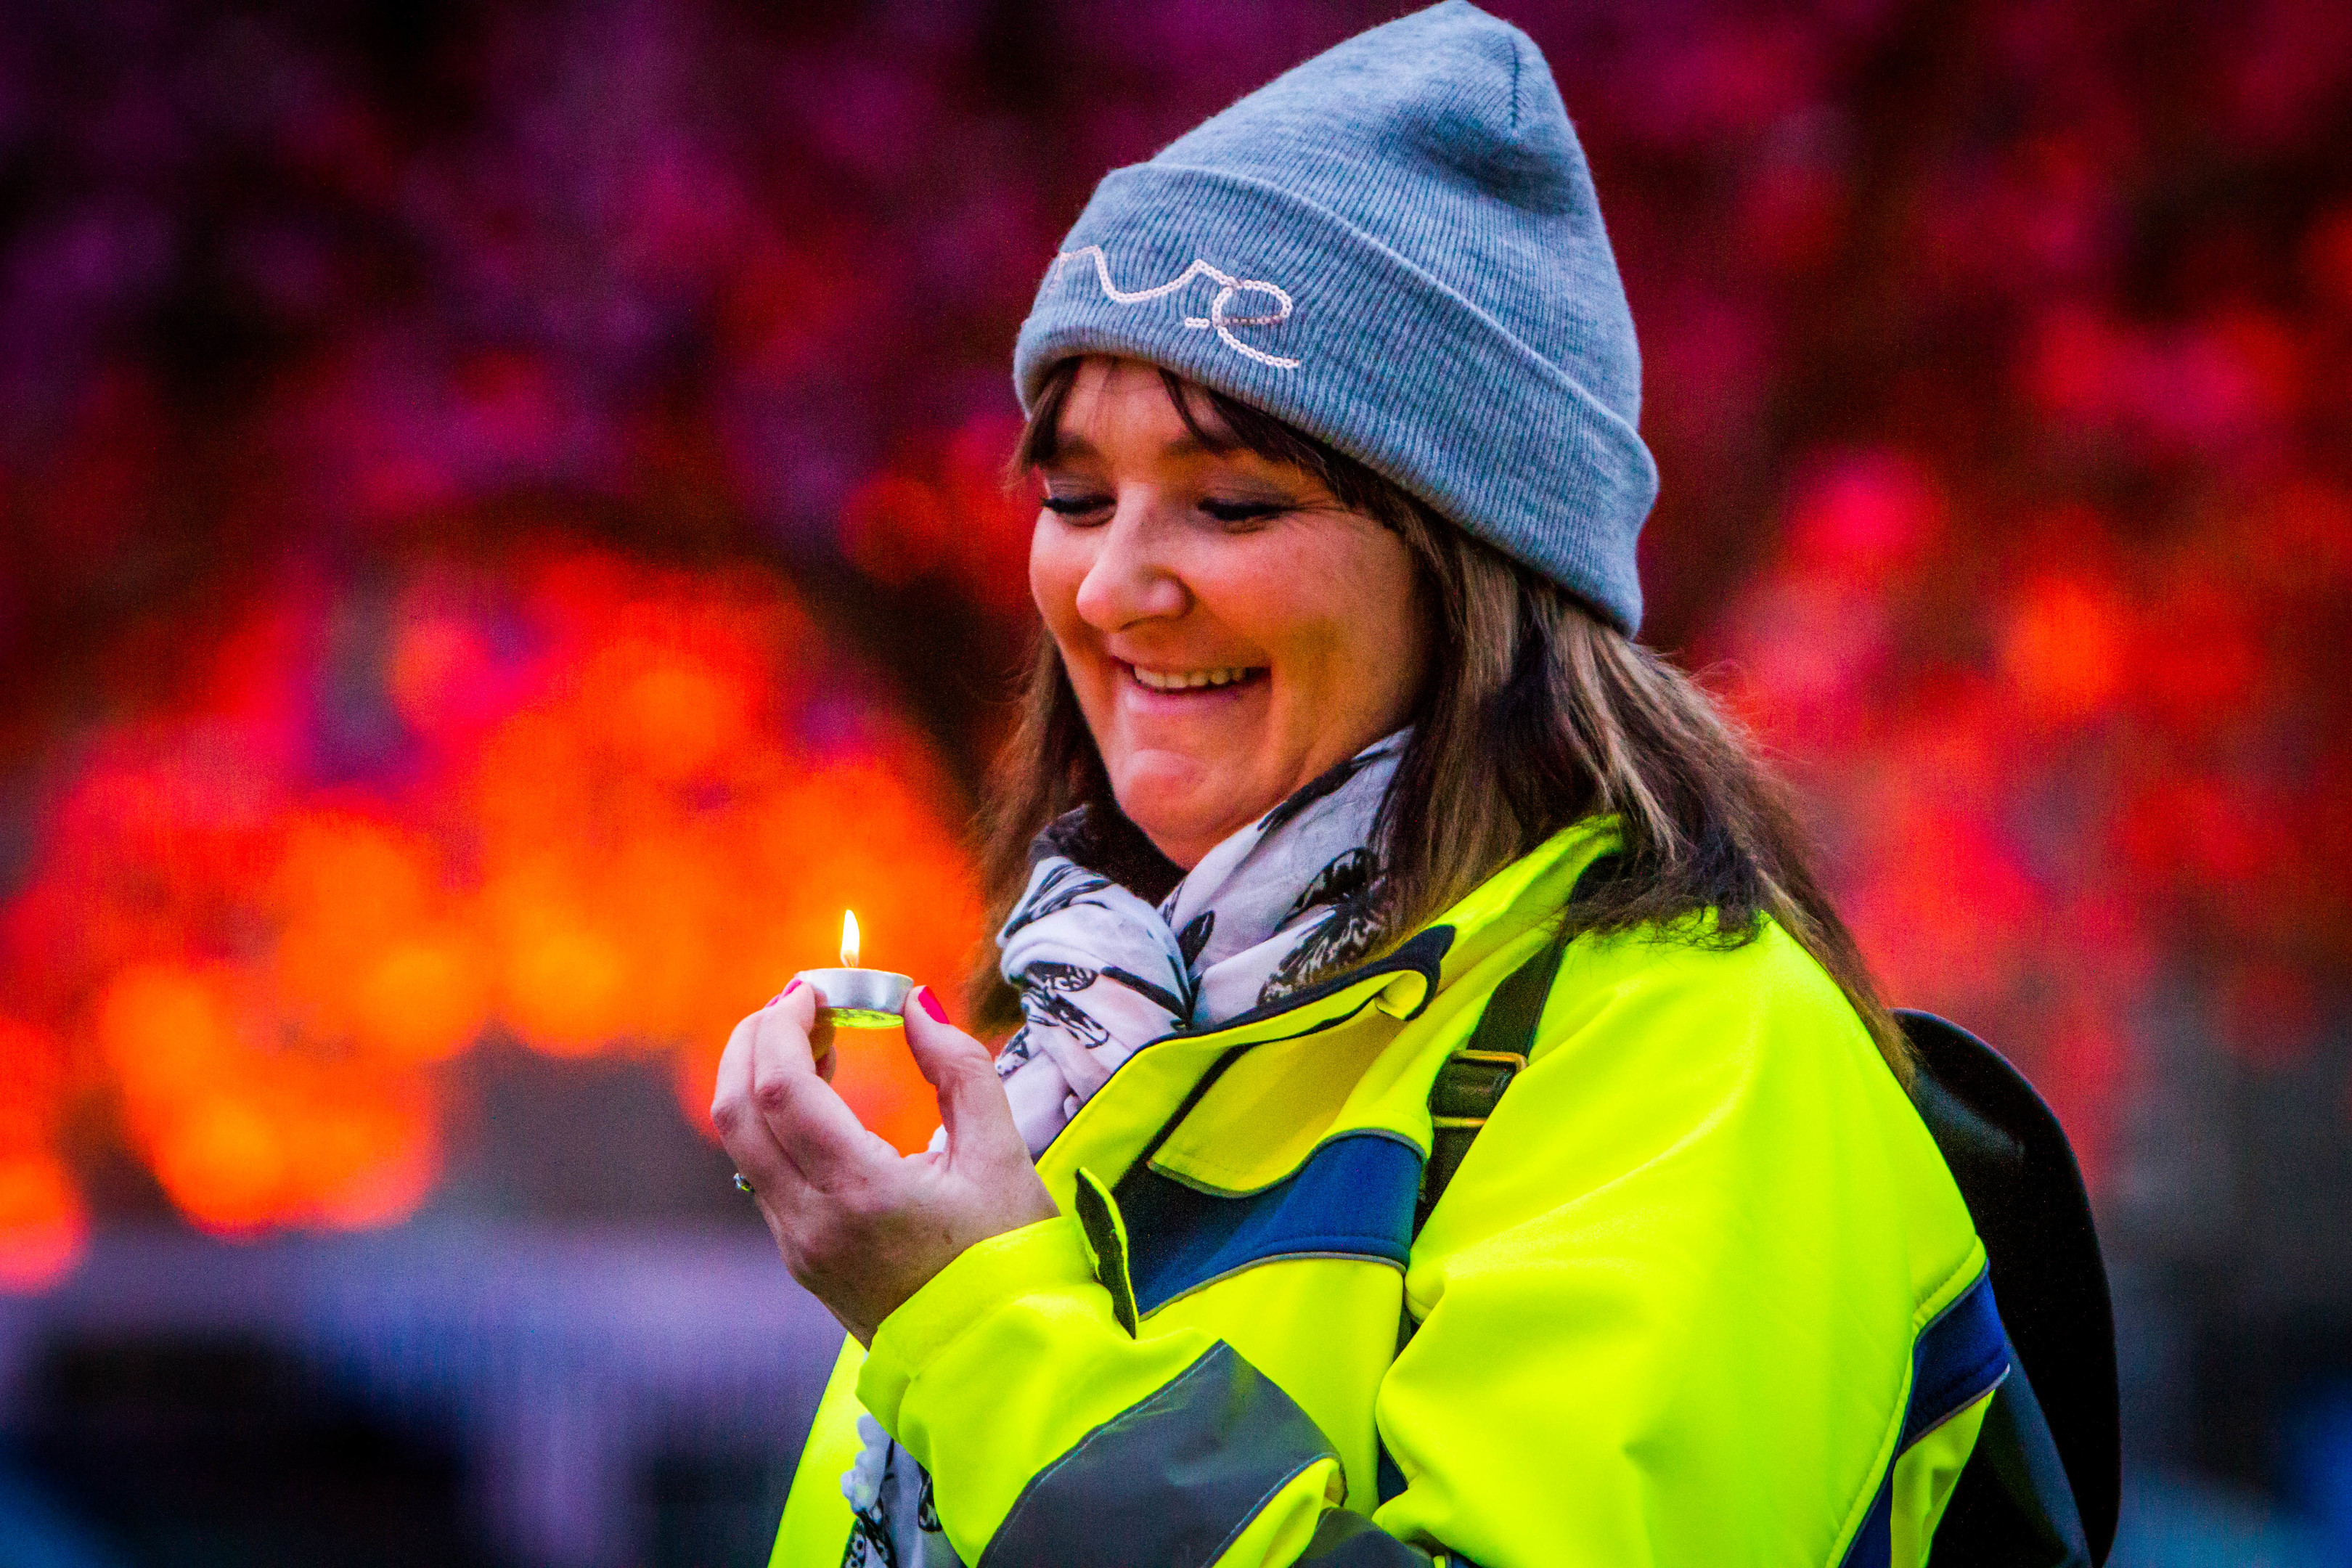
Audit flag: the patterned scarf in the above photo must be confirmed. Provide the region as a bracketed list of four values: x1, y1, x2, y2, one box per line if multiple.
[852, 732, 1405, 1568]
[992, 729, 1407, 1153]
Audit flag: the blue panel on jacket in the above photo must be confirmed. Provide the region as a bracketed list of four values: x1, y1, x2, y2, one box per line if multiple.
[1841, 1267, 2014, 1568]
[1903, 1270, 2011, 1449]
[1117, 1132, 1422, 1316]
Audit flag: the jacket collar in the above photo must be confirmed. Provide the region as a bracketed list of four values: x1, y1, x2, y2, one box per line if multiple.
[1032, 818, 1623, 1197]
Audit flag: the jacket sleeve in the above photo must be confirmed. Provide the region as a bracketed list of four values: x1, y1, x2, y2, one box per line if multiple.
[1366, 923, 1984, 1567]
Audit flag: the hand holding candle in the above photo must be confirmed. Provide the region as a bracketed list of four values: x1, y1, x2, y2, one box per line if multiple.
[793, 910, 914, 1029]
[714, 918, 1057, 1345]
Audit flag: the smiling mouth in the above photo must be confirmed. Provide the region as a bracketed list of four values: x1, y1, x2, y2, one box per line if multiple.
[1125, 663, 1267, 693]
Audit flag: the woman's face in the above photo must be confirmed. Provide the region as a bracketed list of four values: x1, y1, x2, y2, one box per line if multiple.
[1029, 357, 1430, 870]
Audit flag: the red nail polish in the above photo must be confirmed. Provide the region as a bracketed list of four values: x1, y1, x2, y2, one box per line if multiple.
[916, 986, 950, 1024]
[780, 978, 804, 1000]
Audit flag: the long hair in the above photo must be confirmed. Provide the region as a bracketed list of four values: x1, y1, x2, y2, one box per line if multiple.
[973, 358, 1911, 1081]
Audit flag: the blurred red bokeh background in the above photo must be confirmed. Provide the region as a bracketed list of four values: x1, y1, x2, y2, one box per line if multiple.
[0, 533, 999, 1265]
[1, 0, 2347, 1295]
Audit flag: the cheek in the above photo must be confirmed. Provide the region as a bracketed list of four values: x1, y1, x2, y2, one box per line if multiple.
[1274, 536, 1426, 699]
[1027, 521, 1084, 632]
[1363, 552, 1429, 672]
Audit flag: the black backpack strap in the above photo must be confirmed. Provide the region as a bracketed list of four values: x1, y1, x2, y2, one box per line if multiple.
[1413, 923, 1569, 1234]
[1413, 854, 1617, 1236]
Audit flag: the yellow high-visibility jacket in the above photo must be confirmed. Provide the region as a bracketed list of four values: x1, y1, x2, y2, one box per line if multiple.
[774, 820, 2001, 1566]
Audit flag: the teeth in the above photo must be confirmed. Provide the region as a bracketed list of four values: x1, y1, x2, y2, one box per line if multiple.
[1134, 666, 1254, 691]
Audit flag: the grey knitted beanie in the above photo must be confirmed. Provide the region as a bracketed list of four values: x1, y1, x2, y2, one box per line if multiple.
[1012, 0, 1657, 632]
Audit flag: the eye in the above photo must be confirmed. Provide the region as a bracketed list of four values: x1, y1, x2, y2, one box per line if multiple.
[1040, 492, 1111, 522]
[1199, 499, 1291, 527]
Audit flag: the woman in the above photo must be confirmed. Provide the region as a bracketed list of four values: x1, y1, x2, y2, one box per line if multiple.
[714, 6, 1998, 1564]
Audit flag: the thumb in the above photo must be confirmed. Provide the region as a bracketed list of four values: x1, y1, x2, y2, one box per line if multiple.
[769, 976, 838, 1071]
[902, 985, 1024, 1160]
[770, 974, 820, 1035]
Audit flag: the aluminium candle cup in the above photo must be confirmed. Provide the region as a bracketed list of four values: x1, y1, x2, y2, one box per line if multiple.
[795, 968, 915, 1029]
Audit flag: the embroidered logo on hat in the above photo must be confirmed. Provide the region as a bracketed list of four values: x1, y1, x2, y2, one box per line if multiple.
[1050, 245, 1300, 369]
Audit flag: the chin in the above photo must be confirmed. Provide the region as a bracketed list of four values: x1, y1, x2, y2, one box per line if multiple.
[1111, 782, 1208, 844]
[1110, 767, 1243, 868]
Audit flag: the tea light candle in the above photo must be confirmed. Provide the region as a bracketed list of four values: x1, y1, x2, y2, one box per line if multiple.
[794, 910, 913, 1029]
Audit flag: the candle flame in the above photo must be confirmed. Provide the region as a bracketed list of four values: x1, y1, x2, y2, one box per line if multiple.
[841, 909, 860, 968]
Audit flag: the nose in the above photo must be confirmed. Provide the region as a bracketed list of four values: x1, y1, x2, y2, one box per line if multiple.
[1072, 497, 1189, 631]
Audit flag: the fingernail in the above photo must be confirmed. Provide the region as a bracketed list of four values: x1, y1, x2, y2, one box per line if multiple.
[780, 978, 804, 1000]
[915, 985, 950, 1024]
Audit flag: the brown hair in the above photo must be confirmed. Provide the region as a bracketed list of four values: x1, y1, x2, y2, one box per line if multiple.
[973, 357, 1911, 1081]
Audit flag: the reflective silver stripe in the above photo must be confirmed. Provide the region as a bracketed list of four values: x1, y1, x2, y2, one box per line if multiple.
[980, 1342, 1336, 1568]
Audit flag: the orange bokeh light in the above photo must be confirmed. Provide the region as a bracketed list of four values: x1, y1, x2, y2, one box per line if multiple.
[355, 934, 493, 1063]
[0, 1156, 88, 1294]
[0, 1016, 85, 1293]
[152, 1095, 291, 1236]
[2000, 573, 2128, 724]
[2, 543, 989, 1239]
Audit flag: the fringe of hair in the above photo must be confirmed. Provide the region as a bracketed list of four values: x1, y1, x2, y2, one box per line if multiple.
[970, 359, 1910, 1082]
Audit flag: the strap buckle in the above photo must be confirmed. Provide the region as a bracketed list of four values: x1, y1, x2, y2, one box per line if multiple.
[1426, 1048, 1528, 1130]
